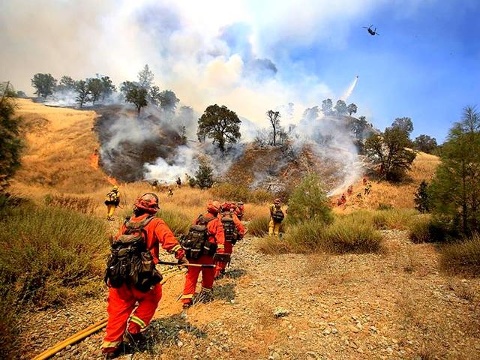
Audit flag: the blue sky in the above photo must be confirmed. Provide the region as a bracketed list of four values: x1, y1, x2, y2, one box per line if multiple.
[1, 0, 479, 144]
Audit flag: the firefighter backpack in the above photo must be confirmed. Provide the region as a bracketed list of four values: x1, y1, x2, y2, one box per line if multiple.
[221, 214, 238, 244]
[180, 215, 217, 260]
[271, 208, 285, 223]
[104, 215, 162, 292]
[104, 191, 120, 206]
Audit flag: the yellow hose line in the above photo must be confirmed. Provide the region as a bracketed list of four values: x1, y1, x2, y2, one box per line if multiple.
[32, 270, 185, 360]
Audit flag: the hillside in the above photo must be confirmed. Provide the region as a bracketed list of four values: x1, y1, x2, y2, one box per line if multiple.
[9, 99, 480, 360]
[11, 99, 439, 210]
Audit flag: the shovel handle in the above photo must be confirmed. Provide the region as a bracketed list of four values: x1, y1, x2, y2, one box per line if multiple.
[157, 260, 215, 268]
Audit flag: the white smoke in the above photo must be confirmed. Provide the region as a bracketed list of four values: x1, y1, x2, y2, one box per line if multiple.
[291, 112, 363, 195]
[340, 76, 359, 102]
[143, 145, 197, 182]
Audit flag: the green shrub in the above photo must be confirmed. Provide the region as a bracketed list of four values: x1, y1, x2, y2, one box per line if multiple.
[0, 205, 108, 308]
[408, 215, 433, 243]
[0, 290, 20, 359]
[377, 203, 393, 211]
[371, 208, 417, 230]
[158, 208, 192, 236]
[282, 220, 327, 252]
[0, 204, 108, 358]
[428, 215, 461, 242]
[209, 183, 251, 202]
[247, 215, 270, 237]
[249, 189, 275, 204]
[324, 217, 383, 254]
[286, 173, 332, 226]
[277, 214, 382, 255]
[439, 235, 480, 276]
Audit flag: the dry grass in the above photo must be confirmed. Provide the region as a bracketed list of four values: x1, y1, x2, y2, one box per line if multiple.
[331, 152, 440, 215]
[11, 99, 106, 194]
[8, 96, 480, 360]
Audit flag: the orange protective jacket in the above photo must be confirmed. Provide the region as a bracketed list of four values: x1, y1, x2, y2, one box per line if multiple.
[193, 212, 226, 253]
[116, 213, 183, 261]
[103, 214, 183, 351]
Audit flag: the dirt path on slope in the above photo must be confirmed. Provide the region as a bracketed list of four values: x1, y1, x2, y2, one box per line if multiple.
[23, 231, 480, 360]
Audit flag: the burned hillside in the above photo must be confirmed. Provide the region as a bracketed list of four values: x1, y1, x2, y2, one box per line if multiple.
[93, 105, 186, 182]
[91, 105, 372, 193]
[222, 143, 349, 194]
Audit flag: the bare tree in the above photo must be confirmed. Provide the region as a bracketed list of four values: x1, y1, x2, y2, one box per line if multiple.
[266, 110, 281, 146]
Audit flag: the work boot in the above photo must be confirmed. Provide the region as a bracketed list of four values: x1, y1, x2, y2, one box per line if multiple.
[195, 288, 213, 304]
[182, 301, 192, 309]
[124, 331, 146, 348]
[214, 269, 226, 280]
[102, 347, 121, 360]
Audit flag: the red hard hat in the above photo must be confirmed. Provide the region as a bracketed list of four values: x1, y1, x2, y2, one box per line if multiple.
[221, 202, 232, 212]
[134, 193, 159, 214]
[207, 200, 221, 214]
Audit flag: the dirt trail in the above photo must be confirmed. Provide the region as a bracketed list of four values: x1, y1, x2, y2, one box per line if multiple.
[23, 230, 480, 360]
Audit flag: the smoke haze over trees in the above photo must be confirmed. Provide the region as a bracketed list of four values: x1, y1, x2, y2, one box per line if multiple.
[21, 67, 439, 195]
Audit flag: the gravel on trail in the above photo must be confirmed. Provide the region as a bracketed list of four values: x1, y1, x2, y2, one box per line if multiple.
[22, 230, 480, 360]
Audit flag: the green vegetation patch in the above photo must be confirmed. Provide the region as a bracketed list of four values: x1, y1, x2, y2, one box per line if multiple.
[0, 205, 108, 308]
[439, 235, 480, 276]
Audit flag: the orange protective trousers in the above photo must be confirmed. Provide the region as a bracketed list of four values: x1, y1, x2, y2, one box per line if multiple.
[214, 240, 233, 277]
[181, 255, 215, 304]
[103, 283, 162, 347]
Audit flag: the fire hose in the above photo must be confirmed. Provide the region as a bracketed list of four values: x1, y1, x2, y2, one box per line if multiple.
[32, 268, 185, 360]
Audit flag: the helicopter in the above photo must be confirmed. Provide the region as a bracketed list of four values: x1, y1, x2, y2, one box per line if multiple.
[363, 25, 379, 36]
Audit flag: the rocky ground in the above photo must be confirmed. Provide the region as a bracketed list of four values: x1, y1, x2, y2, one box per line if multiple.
[22, 230, 480, 360]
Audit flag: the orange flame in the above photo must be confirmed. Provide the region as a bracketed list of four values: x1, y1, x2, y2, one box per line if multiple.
[90, 148, 99, 170]
[107, 176, 118, 186]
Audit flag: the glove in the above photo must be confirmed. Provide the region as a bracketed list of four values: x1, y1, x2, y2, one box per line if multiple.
[177, 256, 188, 265]
[175, 249, 187, 265]
[175, 248, 186, 260]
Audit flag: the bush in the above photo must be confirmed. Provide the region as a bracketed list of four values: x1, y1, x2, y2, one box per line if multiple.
[286, 173, 332, 226]
[278, 215, 383, 255]
[194, 158, 214, 189]
[209, 183, 251, 203]
[256, 235, 292, 254]
[324, 217, 383, 254]
[377, 203, 393, 211]
[158, 208, 192, 236]
[209, 182, 274, 204]
[428, 215, 460, 242]
[0, 204, 108, 358]
[247, 215, 270, 237]
[282, 220, 327, 253]
[409, 216, 433, 243]
[0, 205, 108, 308]
[439, 235, 480, 276]
[0, 289, 20, 359]
[371, 208, 417, 230]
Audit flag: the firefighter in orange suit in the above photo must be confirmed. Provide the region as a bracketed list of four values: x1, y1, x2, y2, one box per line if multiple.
[214, 202, 246, 279]
[269, 198, 284, 236]
[102, 193, 185, 359]
[180, 200, 225, 309]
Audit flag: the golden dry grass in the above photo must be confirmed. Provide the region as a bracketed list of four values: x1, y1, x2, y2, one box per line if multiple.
[11, 99, 441, 221]
[332, 152, 441, 214]
[12, 99, 107, 195]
